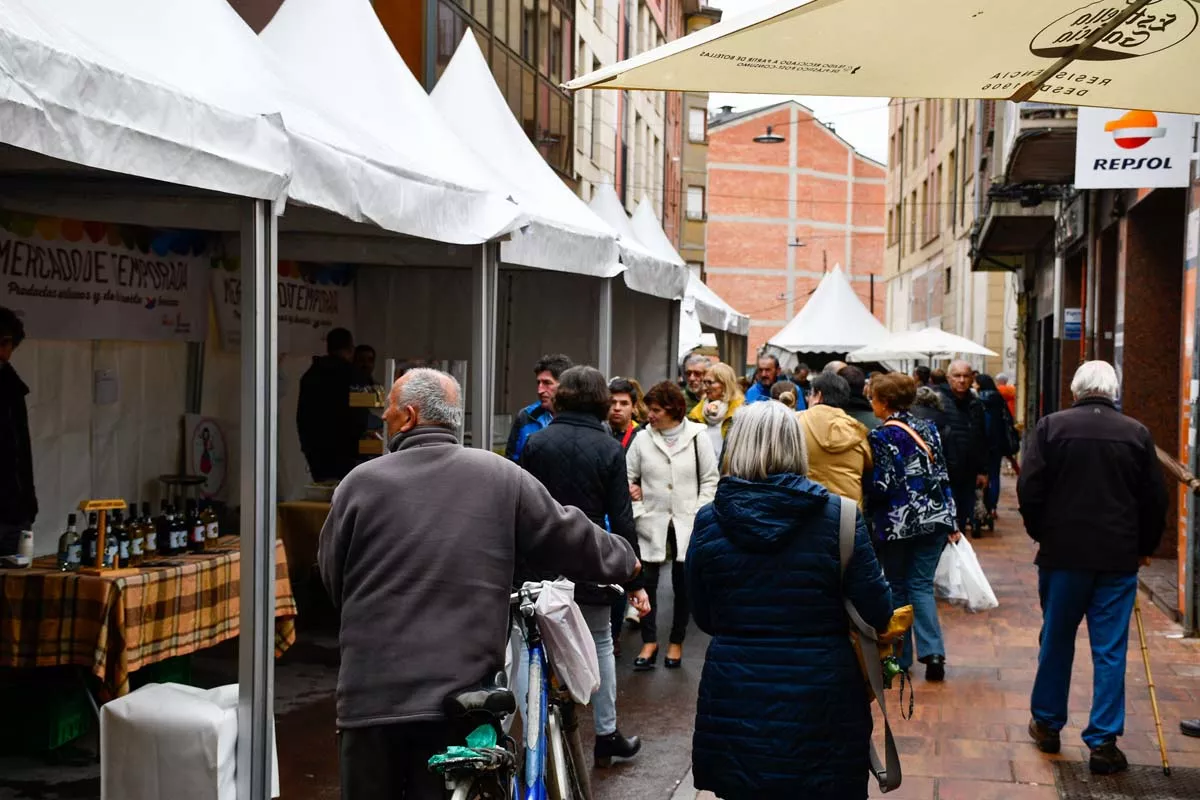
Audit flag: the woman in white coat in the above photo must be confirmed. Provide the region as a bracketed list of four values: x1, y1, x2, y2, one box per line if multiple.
[627, 381, 719, 670]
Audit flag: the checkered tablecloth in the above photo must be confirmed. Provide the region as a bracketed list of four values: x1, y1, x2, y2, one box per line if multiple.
[0, 537, 297, 696]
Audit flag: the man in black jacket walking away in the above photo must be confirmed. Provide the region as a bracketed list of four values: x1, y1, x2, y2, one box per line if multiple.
[1018, 361, 1167, 776]
[521, 366, 650, 767]
[0, 307, 36, 557]
[936, 360, 989, 536]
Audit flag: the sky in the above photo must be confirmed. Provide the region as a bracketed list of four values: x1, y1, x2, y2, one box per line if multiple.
[705, 0, 890, 164]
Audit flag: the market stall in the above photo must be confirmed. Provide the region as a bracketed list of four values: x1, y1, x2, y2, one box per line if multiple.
[0, 0, 293, 792]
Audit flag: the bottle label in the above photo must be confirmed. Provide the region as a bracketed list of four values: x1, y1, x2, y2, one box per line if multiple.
[192, 525, 206, 544]
[173, 531, 184, 550]
[88, 542, 98, 562]
[68, 544, 82, 565]
[206, 522, 219, 540]
[145, 533, 157, 552]
[131, 538, 144, 557]
[119, 541, 130, 561]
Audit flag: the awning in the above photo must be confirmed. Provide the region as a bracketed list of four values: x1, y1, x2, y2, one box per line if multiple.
[431, 35, 622, 278]
[768, 266, 889, 353]
[589, 186, 689, 299]
[0, 0, 290, 203]
[259, 0, 523, 243]
[564, 0, 1200, 115]
[847, 327, 998, 362]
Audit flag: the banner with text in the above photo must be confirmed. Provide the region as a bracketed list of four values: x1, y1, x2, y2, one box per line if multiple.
[1075, 108, 1193, 190]
[211, 260, 355, 355]
[0, 213, 210, 342]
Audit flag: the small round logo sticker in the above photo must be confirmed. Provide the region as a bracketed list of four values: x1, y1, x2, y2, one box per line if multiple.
[1030, 0, 1197, 61]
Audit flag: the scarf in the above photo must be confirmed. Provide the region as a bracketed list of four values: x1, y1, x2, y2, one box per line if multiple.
[701, 400, 728, 427]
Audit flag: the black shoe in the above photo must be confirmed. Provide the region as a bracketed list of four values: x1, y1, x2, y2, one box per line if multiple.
[594, 730, 641, 767]
[633, 648, 658, 671]
[1089, 741, 1128, 775]
[922, 655, 945, 682]
[612, 639, 622, 659]
[665, 645, 683, 669]
[1182, 719, 1200, 738]
[1028, 719, 1061, 754]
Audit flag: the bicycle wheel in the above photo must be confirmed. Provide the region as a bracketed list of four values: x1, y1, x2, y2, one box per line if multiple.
[560, 703, 593, 800]
[545, 706, 589, 800]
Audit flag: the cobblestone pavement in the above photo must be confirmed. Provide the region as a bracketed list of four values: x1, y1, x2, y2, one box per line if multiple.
[675, 484, 1200, 800]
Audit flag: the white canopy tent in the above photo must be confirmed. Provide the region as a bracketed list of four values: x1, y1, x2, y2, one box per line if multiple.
[588, 186, 683, 384]
[766, 266, 888, 369]
[0, 0, 290, 203]
[627, 197, 749, 364]
[431, 34, 621, 280]
[0, 1, 293, 796]
[589, 184, 686, 297]
[847, 327, 999, 363]
[259, 0, 523, 244]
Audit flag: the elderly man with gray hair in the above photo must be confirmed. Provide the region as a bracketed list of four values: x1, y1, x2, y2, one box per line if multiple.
[1018, 360, 1167, 776]
[319, 368, 640, 800]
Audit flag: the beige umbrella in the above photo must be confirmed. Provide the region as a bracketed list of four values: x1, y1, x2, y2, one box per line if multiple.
[564, 0, 1200, 113]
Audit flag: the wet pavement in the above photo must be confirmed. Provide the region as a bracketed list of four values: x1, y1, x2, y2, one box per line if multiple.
[3, 484, 1200, 799]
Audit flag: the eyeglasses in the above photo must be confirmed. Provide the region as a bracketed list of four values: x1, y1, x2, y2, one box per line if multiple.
[702, 379, 719, 386]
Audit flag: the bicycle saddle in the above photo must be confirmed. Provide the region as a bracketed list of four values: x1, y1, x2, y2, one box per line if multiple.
[445, 672, 517, 719]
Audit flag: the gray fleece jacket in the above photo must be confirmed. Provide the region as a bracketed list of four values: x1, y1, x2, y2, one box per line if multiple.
[318, 426, 638, 728]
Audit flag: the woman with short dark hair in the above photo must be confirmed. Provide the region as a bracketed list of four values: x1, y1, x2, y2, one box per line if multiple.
[866, 372, 959, 682]
[520, 365, 650, 766]
[627, 381, 719, 670]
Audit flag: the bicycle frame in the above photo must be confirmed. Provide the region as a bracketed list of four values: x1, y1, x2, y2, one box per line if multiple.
[517, 586, 552, 800]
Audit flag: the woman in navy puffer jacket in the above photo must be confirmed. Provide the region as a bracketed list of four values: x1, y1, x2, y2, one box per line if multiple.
[686, 401, 893, 799]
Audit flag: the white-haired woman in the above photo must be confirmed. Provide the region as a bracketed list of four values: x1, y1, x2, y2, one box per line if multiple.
[686, 402, 893, 799]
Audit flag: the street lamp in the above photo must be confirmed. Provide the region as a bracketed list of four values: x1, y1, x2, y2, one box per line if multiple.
[753, 125, 785, 144]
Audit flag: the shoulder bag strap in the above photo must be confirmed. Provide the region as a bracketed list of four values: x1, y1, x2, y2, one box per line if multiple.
[693, 436, 701, 497]
[837, 495, 902, 793]
[883, 419, 933, 462]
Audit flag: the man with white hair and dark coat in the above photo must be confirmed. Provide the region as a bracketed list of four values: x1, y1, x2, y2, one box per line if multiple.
[936, 360, 989, 535]
[1019, 360, 1167, 776]
[319, 368, 640, 799]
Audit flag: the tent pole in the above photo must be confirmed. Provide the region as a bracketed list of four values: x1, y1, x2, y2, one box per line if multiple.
[237, 198, 278, 800]
[470, 243, 498, 450]
[597, 278, 614, 377]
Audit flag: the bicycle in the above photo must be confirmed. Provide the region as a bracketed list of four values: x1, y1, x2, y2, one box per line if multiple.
[429, 582, 596, 800]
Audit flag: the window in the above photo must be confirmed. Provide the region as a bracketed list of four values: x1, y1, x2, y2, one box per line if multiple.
[590, 58, 603, 161]
[908, 190, 918, 252]
[947, 149, 957, 230]
[934, 163, 943, 234]
[911, 105, 920, 168]
[945, 266, 953, 294]
[887, 208, 895, 246]
[688, 107, 707, 142]
[593, 0, 603, 28]
[686, 186, 705, 220]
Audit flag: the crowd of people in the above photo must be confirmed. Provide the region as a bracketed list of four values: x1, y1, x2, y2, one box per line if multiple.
[316, 349, 1178, 799]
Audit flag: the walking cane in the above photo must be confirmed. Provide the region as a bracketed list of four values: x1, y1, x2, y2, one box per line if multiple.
[1133, 596, 1171, 776]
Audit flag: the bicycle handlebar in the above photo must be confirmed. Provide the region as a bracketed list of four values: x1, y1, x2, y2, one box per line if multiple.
[509, 581, 625, 604]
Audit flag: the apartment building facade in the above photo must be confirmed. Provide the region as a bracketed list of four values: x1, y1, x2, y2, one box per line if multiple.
[678, 4, 721, 276]
[705, 101, 886, 363]
[883, 99, 1016, 378]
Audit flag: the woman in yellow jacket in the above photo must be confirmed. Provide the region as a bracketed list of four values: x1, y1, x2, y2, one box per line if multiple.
[687, 362, 744, 457]
[796, 370, 873, 503]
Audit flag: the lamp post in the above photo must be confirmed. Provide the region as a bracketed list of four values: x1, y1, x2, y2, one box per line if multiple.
[753, 125, 785, 144]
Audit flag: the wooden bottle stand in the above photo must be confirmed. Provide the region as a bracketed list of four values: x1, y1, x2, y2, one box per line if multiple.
[77, 499, 140, 577]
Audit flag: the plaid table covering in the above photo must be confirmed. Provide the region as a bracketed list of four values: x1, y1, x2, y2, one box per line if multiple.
[0, 537, 297, 697]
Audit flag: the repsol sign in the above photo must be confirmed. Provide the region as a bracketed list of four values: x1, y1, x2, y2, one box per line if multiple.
[1091, 156, 1175, 171]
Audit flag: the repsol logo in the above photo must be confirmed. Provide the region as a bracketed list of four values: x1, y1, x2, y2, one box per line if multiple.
[1092, 156, 1174, 170]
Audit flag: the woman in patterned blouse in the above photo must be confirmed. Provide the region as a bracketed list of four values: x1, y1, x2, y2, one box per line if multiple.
[866, 372, 961, 683]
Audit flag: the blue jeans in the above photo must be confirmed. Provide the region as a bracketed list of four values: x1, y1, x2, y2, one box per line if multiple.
[881, 534, 946, 670]
[1031, 569, 1138, 749]
[510, 605, 618, 737]
[985, 456, 1002, 512]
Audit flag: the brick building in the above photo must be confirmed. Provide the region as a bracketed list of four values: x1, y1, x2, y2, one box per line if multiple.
[705, 102, 886, 365]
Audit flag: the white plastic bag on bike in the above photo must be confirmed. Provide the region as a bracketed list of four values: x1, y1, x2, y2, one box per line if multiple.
[534, 579, 600, 705]
[934, 538, 998, 612]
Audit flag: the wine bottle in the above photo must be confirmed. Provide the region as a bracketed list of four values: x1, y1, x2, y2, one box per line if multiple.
[81, 512, 99, 568]
[57, 513, 80, 572]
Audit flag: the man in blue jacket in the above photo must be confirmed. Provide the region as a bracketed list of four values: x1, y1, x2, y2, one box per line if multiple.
[504, 354, 572, 461]
[745, 354, 806, 409]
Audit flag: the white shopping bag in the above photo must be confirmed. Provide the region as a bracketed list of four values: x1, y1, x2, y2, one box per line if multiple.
[934, 538, 999, 613]
[534, 579, 600, 705]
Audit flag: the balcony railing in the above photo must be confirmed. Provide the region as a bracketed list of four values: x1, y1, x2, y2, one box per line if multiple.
[1001, 102, 1078, 186]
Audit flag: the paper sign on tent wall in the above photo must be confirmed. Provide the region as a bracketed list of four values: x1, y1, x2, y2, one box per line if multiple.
[0, 213, 209, 342]
[1075, 108, 1192, 190]
[209, 260, 356, 356]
